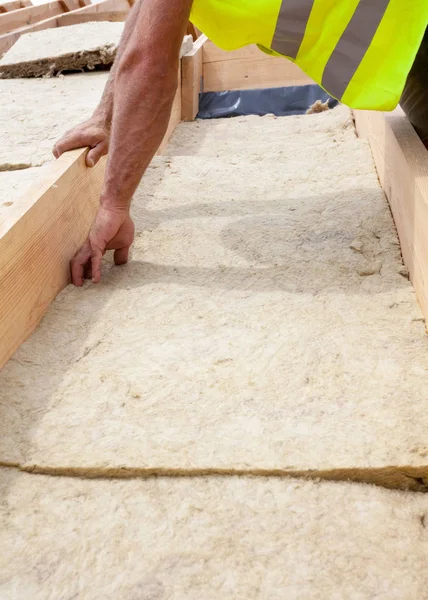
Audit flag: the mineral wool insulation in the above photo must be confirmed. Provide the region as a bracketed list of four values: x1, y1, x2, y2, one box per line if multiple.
[0, 22, 193, 78]
[1, 103, 428, 491]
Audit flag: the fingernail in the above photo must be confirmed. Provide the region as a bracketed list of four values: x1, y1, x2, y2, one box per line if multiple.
[87, 158, 94, 167]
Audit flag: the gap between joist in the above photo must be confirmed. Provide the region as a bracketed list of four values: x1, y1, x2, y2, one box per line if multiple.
[1, 461, 428, 493]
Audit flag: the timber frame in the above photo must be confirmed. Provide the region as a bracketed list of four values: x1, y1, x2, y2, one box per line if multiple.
[0, 1, 32, 13]
[354, 108, 428, 326]
[0, 149, 105, 368]
[0, 0, 133, 55]
[180, 38, 312, 121]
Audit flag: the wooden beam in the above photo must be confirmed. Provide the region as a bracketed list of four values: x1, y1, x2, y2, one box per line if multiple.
[0, 0, 131, 56]
[58, 0, 88, 10]
[202, 41, 313, 92]
[0, 0, 87, 36]
[0, 64, 182, 368]
[58, 10, 128, 25]
[0, 0, 31, 14]
[0, 148, 104, 369]
[354, 108, 428, 324]
[181, 34, 207, 121]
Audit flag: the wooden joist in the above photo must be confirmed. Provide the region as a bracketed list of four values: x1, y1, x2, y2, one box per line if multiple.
[0, 0, 88, 36]
[180, 37, 314, 121]
[0, 54, 182, 368]
[58, 10, 128, 26]
[0, 0, 31, 14]
[202, 41, 313, 92]
[181, 34, 207, 121]
[0, 0, 132, 56]
[354, 108, 428, 325]
[0, 149, 104, 369]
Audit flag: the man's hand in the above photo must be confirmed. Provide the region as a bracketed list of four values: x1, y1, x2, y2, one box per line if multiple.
[53, 116, 110, 167]
[72, 206, 135, 286]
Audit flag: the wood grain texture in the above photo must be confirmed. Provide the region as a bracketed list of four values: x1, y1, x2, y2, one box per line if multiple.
[0, 0, 86, 35]
[202, 41, 313, 92]
[181, 34, 207, 121]
[0, 0, 130, 56]
[59, 10, 128, 25]
[354, 108, 428, 324]
[0, 149, 105, 369]
[0, 0, 31, 13]
[58, 0, 88, 10]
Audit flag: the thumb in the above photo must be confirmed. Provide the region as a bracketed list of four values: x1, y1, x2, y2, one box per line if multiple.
[87, 142, 108, 167]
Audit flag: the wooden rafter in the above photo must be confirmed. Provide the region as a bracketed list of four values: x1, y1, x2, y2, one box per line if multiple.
[354, 108, 428, 326]
[0, 0, 89, 36]
[0, 0, 31, 14]
[181, 34, 207, 121]
[0, 0, 132, 56]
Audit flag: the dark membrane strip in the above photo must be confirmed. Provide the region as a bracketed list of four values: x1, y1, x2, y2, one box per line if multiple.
[197, 84, 339, 120]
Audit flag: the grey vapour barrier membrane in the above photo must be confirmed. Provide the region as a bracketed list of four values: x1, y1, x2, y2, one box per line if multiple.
[197, 84, 339, 119]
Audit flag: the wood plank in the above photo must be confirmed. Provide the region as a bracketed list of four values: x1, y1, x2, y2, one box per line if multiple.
[202, 41, 313, 92]
[0, 0, 86, 36]
[58, 0, 88, 10]
[59, 9, 128, 25]
[0, 67, 181, 368]
[0, 148, 105, 369]
[0, 0, 130, 56]
[181, 34, 207, 121]
[0, 0, 31, 13]
[354, 108, 428, 324]
[203, 42, 256, 64]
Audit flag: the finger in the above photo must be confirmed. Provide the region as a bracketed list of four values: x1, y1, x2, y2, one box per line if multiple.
[53, 131, 101, 159]
[84, 260, 92, 281]
[71, 242, 92, 287]
[53, 138, 77, 159]
[91, 249, 104, 284]
[114, 246, 130, 266]
[86, 141, 108, 167]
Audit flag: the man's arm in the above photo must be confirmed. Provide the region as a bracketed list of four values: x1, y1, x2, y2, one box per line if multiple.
[53, 0, 144, 166]
[71, 0, 193, 285]
[102, 0, 192, 210]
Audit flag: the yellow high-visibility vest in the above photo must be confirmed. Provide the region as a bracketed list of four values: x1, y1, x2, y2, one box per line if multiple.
[190, 0, 428, 111]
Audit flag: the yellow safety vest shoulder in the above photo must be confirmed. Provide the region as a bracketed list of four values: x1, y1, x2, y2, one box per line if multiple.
[190, 0, 428, 111]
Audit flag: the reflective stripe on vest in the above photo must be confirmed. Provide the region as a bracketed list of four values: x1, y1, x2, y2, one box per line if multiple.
[271, 0, 315, 59]
[272, 0, 391, 100]
[321, 0, 390, 100]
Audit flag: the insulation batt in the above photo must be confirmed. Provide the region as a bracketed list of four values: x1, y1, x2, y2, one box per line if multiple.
[1, 106, 428, 491]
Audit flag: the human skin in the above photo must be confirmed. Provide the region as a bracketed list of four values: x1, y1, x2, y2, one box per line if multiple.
[53, 0, 193, 285]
